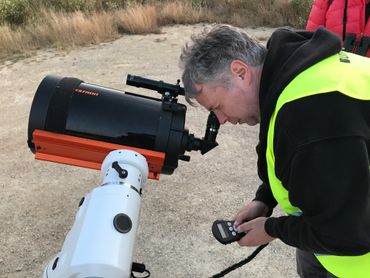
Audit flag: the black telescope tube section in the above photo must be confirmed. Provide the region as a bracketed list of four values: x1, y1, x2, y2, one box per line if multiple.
[27, 75, 189, 174]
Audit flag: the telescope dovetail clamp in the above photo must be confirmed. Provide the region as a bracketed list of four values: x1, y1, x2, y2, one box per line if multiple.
[32, 129, 165, 180]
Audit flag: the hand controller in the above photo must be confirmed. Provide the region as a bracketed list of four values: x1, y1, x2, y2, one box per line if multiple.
[212, 220, 246, 245]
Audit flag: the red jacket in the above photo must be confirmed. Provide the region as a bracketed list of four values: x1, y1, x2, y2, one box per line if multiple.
[306, 0, 370, 57]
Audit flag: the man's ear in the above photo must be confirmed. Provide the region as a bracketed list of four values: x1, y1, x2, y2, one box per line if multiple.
[230, 60, 251, 83]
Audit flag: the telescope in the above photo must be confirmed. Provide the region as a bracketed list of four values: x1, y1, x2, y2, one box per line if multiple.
[28, 74, 219, 179]
[27, 74, 220, 277]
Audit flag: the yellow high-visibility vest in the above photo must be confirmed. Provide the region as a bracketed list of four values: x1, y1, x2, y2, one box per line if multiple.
[266, 51, 370, 278]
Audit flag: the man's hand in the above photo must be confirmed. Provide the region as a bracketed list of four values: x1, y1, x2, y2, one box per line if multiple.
[233, 200, 274, 246]
[236, 217, 275, 246]
[233, 200, 270, 227]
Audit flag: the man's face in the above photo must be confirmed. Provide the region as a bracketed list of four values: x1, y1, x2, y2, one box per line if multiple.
[194, 80, 260, 126]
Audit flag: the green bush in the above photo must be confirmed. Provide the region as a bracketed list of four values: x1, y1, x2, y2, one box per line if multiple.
[40, 0, 133, 11]
[290, 0, 313, 27]
[191, 0, 206, 8]
[100, 0, 132, 10]
[0, 0, 137, 25]
[0, 0, 30, 25]
[42, 0, 93, 12]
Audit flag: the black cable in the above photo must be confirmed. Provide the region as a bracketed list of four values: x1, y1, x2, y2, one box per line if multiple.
[130, 243, 268, 277]
[131, 262, 150, 278]
[210, 244, 269, 278]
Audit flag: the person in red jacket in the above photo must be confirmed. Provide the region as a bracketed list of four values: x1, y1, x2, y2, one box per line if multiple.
[306, 0, 370, 57]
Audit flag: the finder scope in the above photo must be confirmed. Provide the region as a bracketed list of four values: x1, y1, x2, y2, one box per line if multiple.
[27, 74, 220, 179]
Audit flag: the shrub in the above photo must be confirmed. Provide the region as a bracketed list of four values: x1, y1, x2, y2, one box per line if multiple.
[0, 0, 30, 25]
[115, 4, 160, 34]
[43, 0, 93, 12]
[100, 0, 132, 10]
[290, 0, 312, 27]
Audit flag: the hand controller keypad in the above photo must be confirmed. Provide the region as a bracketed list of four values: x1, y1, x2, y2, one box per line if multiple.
[212, 220, 246, 245]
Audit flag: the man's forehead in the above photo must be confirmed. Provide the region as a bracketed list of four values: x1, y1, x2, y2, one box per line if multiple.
[194, 85, 219, 111]
[194, 82, 219, 93]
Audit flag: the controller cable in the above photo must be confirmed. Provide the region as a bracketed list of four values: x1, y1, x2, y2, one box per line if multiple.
[131, 262, 150, 278]
[130, 243, 269, 277]
[210, 243, 269, 278]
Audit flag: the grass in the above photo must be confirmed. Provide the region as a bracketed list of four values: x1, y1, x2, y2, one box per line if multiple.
[116, 5, 160, 34]
[28, 10, 117, 46]
[0, 0, 313, 62]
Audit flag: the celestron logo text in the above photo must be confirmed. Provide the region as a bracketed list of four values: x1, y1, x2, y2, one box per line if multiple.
[74, 88, 100, 96]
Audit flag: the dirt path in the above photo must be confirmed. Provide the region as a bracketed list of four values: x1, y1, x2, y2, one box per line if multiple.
[0, 24, 296, 278]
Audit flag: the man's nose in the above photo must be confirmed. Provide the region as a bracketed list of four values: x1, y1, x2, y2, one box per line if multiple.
[213, 111, 228, 125]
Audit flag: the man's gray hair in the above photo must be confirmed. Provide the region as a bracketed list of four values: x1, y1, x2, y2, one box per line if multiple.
[179, 24, 267, 103]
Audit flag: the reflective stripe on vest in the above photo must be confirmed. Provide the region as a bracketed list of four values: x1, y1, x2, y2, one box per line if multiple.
[266, 51, 370, 278]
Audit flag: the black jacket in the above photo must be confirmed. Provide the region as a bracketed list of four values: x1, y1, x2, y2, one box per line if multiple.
[254, 27, 370, 255]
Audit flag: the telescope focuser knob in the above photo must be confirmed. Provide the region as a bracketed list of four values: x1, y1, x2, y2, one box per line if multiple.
[112, 161, 128, 179]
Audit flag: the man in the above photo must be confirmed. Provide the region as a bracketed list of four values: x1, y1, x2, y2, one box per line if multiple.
[179, 24, 370, 277]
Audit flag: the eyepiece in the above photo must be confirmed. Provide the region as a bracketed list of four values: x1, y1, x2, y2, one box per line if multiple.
[204, 112, 220, 143]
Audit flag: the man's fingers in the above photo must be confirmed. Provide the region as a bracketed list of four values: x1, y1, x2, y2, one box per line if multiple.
[237, 217, 274, 247]
[233, 210, 250, 227]
[237, 221, 252, 233]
